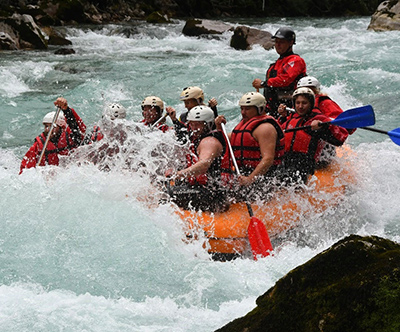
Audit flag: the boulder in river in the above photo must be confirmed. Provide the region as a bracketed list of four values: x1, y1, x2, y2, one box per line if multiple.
[216, 234, 400, 332]
[230, 25, 274, 50]
[368, 0, 400, 31]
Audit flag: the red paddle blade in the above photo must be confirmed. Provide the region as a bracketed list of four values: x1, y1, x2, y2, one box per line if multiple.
[248, 216, 273, 260]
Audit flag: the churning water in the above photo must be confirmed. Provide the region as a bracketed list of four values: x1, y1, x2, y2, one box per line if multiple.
[1, 17, 400, 331]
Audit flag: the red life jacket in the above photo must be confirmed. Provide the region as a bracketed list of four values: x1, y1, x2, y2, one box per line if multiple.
[142, 119, 170, 132]
[185, 130, 226, 186]
[91, 125, 104, 142]
[282, 109, 348, 163]
[31, 131, 74, 168]
[230, 115, 285, 174]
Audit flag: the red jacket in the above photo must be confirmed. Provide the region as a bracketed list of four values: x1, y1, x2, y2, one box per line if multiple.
[267, 53, 307, 89]
[315, 94, 343, 119]
[20, 108, 86, 174]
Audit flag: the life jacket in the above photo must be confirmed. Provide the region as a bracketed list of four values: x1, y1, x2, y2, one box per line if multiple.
[35, 132, 73, 166]
[230, 115, 285, 175]
[142, 119, 170, 132]
[264, 51, 307, 117]
[282, 108, 349, 166]
[186, 130, 226, 186]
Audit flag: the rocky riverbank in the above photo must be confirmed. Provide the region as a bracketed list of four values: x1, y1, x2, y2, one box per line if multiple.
[1, 0, 400, 51]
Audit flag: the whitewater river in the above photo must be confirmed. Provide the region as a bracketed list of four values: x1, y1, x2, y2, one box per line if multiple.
[1, 17, 400, 331]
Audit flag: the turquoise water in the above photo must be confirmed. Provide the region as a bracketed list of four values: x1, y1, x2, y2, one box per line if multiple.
[1, 17, 400, 331]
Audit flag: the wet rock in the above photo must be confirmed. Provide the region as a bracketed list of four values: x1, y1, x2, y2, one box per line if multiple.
[54, 47, 75, 55]
[0, 21, 20, 50]
[146, 11, 171, 23]
[41, 26, 72, 46]
[230, 25, 274, 50]
[368, 0, 400, 31]
[182, 18, 232, 36]
[216, 235, 400, 332]
[5, 13, 47, 49]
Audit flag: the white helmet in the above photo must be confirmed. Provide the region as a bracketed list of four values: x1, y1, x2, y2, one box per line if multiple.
[141, 96, 164, 115]
[43, 111, 66, 128]
[187, 105, 214, 131]
[297, 76, 321, 91]
[239, 92, 266, 114]
[103, 103, 126, 120]
[179, 86, 204, 103]
[292, 87, 315, 106]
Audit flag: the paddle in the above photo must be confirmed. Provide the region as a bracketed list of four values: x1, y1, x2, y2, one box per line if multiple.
[150, 112, 168, 130]
[37, 107, 62, 166]
[284, 105, 375, 132]
[361, 126, 400, 146]
[220, 123, 273, 260]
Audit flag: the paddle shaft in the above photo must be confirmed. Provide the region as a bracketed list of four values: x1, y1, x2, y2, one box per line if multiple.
[38, 107, 62, 166]
[150, 112, 168, 130]
[221, 123, 255, 216]
[360, 127, 388, 135]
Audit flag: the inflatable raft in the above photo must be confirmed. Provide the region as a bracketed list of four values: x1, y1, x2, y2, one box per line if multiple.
[177, 146, 356, 260]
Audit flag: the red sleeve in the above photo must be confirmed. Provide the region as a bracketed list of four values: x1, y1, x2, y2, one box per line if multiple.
[314, 114, 349, 146]
[20, 141, 39, 174]
[267, 55, 306, 88]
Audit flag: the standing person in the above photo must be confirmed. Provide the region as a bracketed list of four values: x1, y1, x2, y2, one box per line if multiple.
[165, 86, 218, 143]
[165, 106, 229, 213]
[20, 97, 86, 174]
[277, 87, 349, 184]
[216, 92, 285, 202]
[141, 96, 169, 132]
[252, 27, 307, 118]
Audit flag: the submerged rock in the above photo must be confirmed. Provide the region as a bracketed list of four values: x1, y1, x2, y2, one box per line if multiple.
[230, 26, 274, 50]
[368, 0, 400, 31]
[216, 234, 400, 332]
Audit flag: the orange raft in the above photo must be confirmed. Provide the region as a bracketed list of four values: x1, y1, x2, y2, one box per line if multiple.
[177, 146, 356, 259]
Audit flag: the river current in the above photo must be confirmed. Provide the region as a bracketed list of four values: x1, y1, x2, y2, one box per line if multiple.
[1, 17, 400, 331]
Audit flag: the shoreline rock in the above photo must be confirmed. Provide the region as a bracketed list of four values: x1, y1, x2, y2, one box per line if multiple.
[216, 234, 400, 332]
[368, 0, 400, 31]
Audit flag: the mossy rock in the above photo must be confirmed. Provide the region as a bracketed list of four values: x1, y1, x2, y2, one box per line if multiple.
[216, 235, 400, 332]
[146, 11, 170, 24]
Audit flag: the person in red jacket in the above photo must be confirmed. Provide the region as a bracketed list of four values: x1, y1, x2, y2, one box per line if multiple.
[141, 96, 170, 132]
[20, 97, 86, 174]
[253, 27, 307, 118]
[278, 87, 349, 184]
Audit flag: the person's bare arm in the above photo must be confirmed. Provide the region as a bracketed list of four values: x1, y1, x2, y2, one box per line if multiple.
[176, 137, 223, 180]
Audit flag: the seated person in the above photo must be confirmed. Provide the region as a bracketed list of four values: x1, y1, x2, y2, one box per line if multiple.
[164, 105, 229, 213]
[215, 92, 285, 203]
[278, 87, 349, 184]
[141, 96, 169, 132]
[20, 97, 86, 174]
[166, 86, 218, 143]
[82, 102, 127, 145]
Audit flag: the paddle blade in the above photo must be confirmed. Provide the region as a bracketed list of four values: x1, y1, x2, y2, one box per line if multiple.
[388, 128, 400, 146]
[248, 216, 273, 260]
[331, 105, 375, 129]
